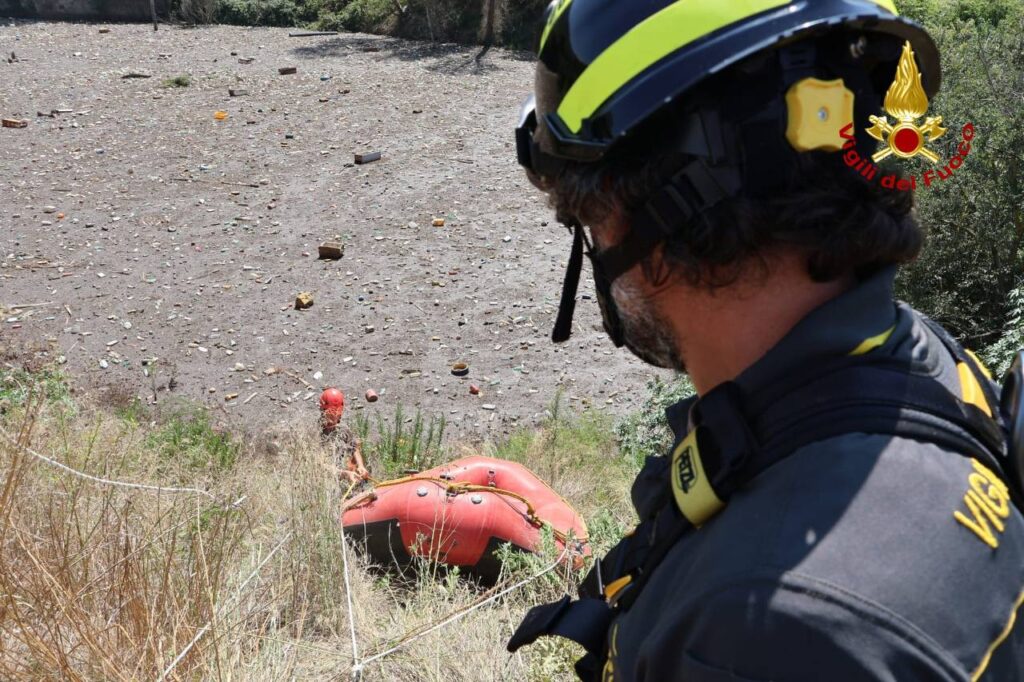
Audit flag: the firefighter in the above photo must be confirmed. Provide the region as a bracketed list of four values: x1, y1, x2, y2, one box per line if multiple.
[508, 1, 1024, 679]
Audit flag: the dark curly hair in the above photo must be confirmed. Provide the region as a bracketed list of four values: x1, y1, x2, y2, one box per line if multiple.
[541, 146, 921, 289]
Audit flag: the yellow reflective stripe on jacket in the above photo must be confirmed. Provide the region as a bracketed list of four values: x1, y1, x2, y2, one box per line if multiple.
[958, 362, 993, 418]
[555, 0, 899, 135]
[849, 324, 895, 356]
[971, 584, 1024, 680]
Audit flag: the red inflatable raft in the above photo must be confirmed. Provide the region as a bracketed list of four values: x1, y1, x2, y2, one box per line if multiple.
[341, 456, 588, 582]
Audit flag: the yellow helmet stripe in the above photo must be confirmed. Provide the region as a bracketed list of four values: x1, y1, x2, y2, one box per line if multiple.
[556, 0, 899, 135]
[539, 0, 574, 53]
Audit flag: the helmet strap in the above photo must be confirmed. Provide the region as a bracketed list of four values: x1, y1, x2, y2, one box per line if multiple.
[551, 221, 585, 343]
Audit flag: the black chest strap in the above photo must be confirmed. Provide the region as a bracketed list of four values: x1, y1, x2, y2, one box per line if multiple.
[508, 321, 1015, 679]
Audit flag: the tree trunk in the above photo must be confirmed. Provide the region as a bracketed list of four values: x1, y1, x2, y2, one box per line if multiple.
[476, 0, 498, 62]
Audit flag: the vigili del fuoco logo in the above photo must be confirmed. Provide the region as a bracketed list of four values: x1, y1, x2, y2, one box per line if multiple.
[841, 41, 975, 191]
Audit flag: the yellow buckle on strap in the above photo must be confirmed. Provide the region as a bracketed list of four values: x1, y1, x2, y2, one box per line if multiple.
[604, 575, 632, 604]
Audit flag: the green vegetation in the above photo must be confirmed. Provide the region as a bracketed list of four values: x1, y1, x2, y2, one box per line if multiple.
[353, 404, 447, 476]
[895, 0, 1024, 355]
[170, 0, 548, 48]
[145, 401, 240, 473]
[0, 364, 72, 412]
[614, 376, 695, 469]
[161, 74, 192, 87]
[0, 360, 631, 679]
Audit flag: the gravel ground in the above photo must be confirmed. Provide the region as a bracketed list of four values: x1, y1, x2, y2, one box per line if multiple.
[0, 20, 671, 440]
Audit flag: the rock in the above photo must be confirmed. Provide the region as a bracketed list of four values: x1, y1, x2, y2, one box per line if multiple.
[364, 325, 375, 333]
[502, 235, 512, 242]
[313, 370, 323, 381]
[99, 359, 109, 369]
[318, 241, 344, 259]
[295, 292, 314, 310]
[355, 151, 382, 164]
[233, 362, 246, 371]
[278, 66, 297, 75]
[365, 389, 379, 402]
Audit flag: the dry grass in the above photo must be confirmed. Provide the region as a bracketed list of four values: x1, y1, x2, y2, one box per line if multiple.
[0, 366, 636, 681]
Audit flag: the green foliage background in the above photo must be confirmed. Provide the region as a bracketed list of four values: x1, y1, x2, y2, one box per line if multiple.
[894, 0, 1024, 366]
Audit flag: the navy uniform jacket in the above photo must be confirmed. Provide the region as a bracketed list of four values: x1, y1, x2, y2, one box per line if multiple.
[606, 270, 1024, 681]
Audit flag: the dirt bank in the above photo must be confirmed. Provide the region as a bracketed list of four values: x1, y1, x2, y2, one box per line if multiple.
[0, 20, 671, 441]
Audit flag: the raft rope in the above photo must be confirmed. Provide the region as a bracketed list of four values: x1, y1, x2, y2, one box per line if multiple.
[344, 474, 589, 547]
[0, 425, 222, 502]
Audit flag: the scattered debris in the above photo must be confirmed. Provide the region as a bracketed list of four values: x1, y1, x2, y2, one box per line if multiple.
[355, 151, 382, 164]
[365, 389, 379, 403]
[278, 66, 298, 75]
[225, 392, 239, 401]
[98, 28, 111, 34]
[481, 404, 496, 410]
[2, 119, 28, 129]
[288, 31, 339, 37]
[451, 362, 469, 377]
[214, 111, 228, 121]
[238, 56, 255, 64]
[295, 292, 314, 310]
[432, 217, 445, 227]
[228, 88, 248, 97]
[470, 384, 481, 395]
[121, 72, 152, 79]
[318, 241, 344, 259]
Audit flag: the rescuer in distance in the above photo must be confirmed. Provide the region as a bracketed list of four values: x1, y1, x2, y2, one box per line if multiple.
[507, 1, 1024, 680]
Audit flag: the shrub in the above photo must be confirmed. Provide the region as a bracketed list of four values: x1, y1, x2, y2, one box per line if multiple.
[614, 376, 695, 469]
[162, 74, 191, 87]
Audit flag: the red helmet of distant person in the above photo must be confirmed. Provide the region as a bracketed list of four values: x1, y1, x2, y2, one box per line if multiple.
[320, 388, 345, 431]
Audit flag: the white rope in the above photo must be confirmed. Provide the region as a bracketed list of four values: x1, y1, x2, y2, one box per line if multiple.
[354, 546, 571, 675]
[339, 525, 361, 676]
[158, 531, 293, 681]
[0, 427, 218, 501]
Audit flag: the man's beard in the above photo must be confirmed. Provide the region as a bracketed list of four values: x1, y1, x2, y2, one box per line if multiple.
[611, 276, 687, 373]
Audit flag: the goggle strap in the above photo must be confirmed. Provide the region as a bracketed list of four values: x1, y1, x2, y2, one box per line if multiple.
[552, 223, 585, 343]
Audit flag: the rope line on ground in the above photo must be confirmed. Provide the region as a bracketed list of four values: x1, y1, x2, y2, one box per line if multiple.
[338, 479, 362, 678]
[0, 426, 220, 501]
[349, 545, 571, 678]
[158, 531, 293, 681]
